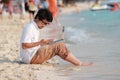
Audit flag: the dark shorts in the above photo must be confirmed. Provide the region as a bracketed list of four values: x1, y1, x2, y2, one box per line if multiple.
[28, 10, 35, 15]
[25, 2, 29, 12]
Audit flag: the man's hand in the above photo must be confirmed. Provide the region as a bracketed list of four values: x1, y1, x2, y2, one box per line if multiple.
[40, 39, 53, 46]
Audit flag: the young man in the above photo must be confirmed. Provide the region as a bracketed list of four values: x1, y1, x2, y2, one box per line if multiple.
[20, 9, 93, 66]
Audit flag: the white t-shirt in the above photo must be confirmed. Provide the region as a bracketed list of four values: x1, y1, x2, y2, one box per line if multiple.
[20, 21, 41, 63]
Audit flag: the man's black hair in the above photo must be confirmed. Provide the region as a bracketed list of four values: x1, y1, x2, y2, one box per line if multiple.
[35, 9, 53, 22]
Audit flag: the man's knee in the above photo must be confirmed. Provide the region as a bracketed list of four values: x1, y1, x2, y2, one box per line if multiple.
[55, 42, 65, 46]
[55, 42, 70, 59]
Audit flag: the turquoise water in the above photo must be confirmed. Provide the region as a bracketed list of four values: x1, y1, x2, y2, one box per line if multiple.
[57, 10, 120, 80]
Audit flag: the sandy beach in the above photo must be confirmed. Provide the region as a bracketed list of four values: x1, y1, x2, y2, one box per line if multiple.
[0, 2, 92, 80]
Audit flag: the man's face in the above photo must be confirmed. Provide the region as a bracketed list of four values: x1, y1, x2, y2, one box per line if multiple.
[36, 19, 50, 29]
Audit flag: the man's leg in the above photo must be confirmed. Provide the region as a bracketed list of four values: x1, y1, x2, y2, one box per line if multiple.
[55, 42, 93, 66]
[30, 42, 93, 66]
[30, 45, 56, 64]
[64, 52, 93, 66]
[64, 52, 82, 66]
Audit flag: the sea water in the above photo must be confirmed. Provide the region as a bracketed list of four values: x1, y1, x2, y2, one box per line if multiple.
[56, 10, 120, 80]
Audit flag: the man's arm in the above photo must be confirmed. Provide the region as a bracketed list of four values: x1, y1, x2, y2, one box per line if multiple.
[22, 42, 41, 49]
[22, 39, 53, 49]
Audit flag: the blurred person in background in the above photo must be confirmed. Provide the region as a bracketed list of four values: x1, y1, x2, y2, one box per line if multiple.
[28, 0, 37, 21]
[41, 0, 49, 9]
[57, 0, 63, 15]
[8, 0, 14, 19]
[24, 0, 29, 12]
[48, 0, 60, 26]
[18, 0, 25, 19]
[0, 0, 3, 21]
[38, 0, 49, 9]
[75, 0, 81, 13]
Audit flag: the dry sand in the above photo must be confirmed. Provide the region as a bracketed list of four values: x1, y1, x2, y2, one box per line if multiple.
[0, 2, 92, 80]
